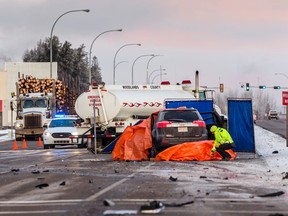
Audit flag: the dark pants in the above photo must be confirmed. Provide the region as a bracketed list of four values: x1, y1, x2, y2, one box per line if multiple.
[216, 143, 234, 159]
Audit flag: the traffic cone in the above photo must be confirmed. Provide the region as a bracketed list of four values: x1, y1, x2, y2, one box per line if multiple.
[22, 138, 27, 149]
[37, 137, 43, 147]
[13, 140, 19, 150]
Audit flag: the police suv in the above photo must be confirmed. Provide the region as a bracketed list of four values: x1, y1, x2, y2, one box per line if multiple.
[43, 114, 87, 149]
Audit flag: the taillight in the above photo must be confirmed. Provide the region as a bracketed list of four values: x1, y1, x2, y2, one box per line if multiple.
[193, 120, 206, 127]
[156, 121, 172, 128]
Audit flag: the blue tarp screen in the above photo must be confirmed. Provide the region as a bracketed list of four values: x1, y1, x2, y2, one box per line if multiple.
[228, 99, 255, 152]
[165, 100, 215, 124]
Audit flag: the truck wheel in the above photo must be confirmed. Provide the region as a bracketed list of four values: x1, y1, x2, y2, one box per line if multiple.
[150, 146, 158, 158]
[77, 144, 84, 148]
[16, 136, 22, 141]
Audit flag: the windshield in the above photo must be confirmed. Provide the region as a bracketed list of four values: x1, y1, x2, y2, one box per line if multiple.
[35, 99, 46, 107]
[23, 100, 33, 108]
[49, 119, 76, 128]
[159, 110, 201, 122]
[23, 99, 47, 108]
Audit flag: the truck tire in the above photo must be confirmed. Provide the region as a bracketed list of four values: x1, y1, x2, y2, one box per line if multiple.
[16, 136, 22, 141]
[150, 145, 158, 158]
[77, 143, 85, 148]
[44, 145, 50, 149]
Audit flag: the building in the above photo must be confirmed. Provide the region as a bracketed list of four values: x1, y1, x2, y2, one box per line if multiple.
[0, 62, 57, 128]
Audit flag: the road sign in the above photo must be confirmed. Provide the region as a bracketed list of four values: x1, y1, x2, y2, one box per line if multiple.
[282, 91, 288, 105]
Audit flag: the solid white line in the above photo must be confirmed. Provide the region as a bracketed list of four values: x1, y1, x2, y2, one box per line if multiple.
[0, 210, 67, 215]
[85, 162, 155, 201]
[0, 199, 83, 204]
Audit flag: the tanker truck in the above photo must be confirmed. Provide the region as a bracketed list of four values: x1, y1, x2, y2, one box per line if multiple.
[74, 80, 216, 148]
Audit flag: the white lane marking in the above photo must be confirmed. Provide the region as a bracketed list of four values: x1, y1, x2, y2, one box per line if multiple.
[85, 162, 155, 201]
[0, 210, 66, 215]
[0, 178, 36, 195]
[0, 199, 83, 205]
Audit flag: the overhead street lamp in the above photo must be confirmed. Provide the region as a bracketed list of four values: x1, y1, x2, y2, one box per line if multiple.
[50, 9, 90, 79]
[148, 68, 166, 84]
[89, 29, 122, 84]
[146, 55, 163, 84]
[115, 61, 128, 70]
[131, 54, 154, 85]
[152, 72, 167, 84]
[113, 43, 141, 84]
[275, 73, 288, 79]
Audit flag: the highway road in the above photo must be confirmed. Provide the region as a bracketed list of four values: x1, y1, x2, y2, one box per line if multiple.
[0, 138, 288, 215]
[256, 118, 287, 138]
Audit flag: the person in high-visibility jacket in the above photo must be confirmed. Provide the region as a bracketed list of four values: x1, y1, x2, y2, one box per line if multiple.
[210, 125, 235, 161]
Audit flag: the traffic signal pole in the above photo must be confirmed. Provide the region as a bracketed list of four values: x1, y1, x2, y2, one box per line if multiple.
[286, 106, 288, 147]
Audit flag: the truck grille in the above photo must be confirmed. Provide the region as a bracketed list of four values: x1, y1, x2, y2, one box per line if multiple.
[52, 133, 72, 138]
[24, 114, 42, 129]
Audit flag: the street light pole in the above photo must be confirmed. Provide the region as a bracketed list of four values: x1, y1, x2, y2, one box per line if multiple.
[89, 29, 122, 84]
[50, 9, 90, 79]
[113, 43, 141, 85]
[148, 68, 166, 84]
[275, 72, 288, 147]
[115, 61, 128, 70]
[132, 54, 154, 85]
[146, 55, 162, 84]
[275, 73, 288, 79]
[152, 72, 167, 84]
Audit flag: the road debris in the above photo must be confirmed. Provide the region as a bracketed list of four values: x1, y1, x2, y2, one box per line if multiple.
[103, 199, 115, 207]
[258, 191, 285, 197]
[11, 168, 19, 173]
[164, 200, 194, 207]
[282, 172, 288, 180]
[169, 176, 177, 181]
[32, 170, 40, 174]
[59, 181, 66, 186]
[139, 200, 165, 214]
[35, 183, 49, 189]
[272, 150, 279, 154]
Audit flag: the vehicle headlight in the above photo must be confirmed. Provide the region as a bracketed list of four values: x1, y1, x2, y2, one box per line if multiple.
[72, 131, 79, 136]
[15, 123, 23, 129]
[43, 131, 51, 136]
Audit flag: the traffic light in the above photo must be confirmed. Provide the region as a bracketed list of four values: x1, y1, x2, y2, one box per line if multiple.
[259, 85, 266, 89]
[274, 86, 281, 89]
[220, 83, 224, 93]
[245, 83, 250, 91]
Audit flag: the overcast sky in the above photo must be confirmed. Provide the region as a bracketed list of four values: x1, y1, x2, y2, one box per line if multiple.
[1, 0, 288, 109]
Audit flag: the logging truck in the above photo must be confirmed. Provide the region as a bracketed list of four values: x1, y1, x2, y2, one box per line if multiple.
[12, 75, 70, 140]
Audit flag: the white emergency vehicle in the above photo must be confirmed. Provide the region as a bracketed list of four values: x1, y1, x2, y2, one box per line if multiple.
[43, 114, 88, 149]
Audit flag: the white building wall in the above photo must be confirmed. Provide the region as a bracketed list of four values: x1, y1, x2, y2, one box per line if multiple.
[0, 62, 57, 128]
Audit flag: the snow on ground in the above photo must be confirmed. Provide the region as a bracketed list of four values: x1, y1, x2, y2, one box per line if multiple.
[0, 129, 14, 142]
[254, 125, 288, 174]
[0, 126, 288, 174]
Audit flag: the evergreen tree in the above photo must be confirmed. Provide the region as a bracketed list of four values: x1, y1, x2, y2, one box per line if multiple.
[91, 56, 102, 84]
[22, 36, 102, 95]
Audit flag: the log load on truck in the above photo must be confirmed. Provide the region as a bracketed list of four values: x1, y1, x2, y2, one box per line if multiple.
[74, 80, 220, 149]
[11, 75, 72, 140]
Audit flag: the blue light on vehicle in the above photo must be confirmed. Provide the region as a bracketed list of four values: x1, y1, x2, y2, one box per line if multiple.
[54, 112, 66, 118]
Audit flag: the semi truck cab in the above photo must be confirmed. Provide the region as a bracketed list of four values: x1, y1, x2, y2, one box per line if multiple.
[14, 93, 53, 140]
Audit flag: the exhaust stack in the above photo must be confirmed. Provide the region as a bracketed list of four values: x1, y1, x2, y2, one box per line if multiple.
[195, 70, 199, 99]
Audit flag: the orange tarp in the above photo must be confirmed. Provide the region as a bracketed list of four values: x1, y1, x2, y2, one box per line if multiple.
[112, 118, 152, 161]
[112, 117, 237, 161]
[155, 140, 236, 161]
